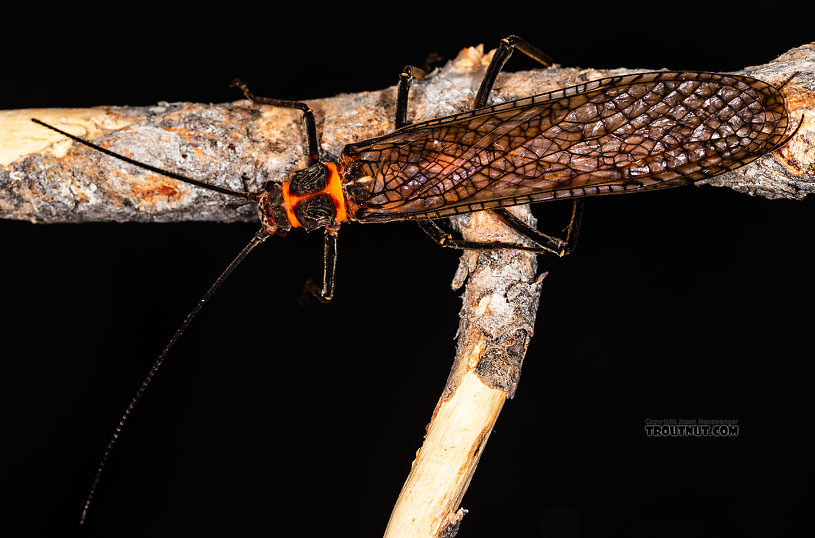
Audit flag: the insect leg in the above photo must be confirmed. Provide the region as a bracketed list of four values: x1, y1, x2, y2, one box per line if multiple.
[561, 199, 584, 256]
[474, 35, 553, 108]
[492, 201, 584, 256]
[417, 219, 553, 253]
[303, 228, 338, 302]
[492, 209, 565, 255]
[230, 79, 320, 165]
[395, 65, 427, 129]
[473, 38, 584, 256]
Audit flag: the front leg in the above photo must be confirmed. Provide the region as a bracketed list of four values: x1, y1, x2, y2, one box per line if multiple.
[231, 78, 320, 165]
[304, 228, 338, 302]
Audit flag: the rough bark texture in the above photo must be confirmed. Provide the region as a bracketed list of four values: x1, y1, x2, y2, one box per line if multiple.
[1, 44, 813, 224]
[2, 43, 813, 538]
[384, 207, 544, 537]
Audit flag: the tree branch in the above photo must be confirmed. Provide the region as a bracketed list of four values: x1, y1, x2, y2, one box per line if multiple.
[2, 43, 812, 537]
[1, 44, 812, 224]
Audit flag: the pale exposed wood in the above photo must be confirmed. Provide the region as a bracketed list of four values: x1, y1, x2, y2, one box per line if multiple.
[384, 373, 506, 536]
[1, 43, 813, 538]
[385, 207, 543, 537]
[383, 44, 815, 538]
[0, 108, 138, 166]
[1, 44, 813, 223]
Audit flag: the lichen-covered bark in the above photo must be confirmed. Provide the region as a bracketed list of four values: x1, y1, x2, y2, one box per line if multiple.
[1, 44, 812, 224]
[2, 43, 812, 538]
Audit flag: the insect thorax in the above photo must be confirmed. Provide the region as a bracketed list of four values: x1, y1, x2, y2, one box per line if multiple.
[271, 162, 348, 232]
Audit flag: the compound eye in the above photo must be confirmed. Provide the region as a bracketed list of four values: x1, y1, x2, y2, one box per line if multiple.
[293, 194, 336, 232]
[262, 180, 277, 192]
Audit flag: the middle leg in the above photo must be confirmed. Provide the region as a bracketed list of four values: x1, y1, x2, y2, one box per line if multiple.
[474, 35, 553, 108]
[395, 65, 427, 129]
[474, 37, 584, 254]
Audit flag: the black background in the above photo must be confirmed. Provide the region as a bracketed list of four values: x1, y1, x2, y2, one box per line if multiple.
[1, 4, 812, 537]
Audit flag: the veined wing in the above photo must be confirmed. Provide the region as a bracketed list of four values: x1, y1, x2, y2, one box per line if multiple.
[340, 71, 790, 221]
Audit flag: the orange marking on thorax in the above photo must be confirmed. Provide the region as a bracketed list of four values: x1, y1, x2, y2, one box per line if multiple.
[324, 162, 348, 223]
[281, 162, 348, 228]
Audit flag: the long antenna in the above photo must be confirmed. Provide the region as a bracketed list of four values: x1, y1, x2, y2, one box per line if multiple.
[80, 229, 269, 525]
[31, 118, 255, 201]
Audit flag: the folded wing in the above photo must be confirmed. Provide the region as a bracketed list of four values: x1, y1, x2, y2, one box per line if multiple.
[341, 71, 790, 221]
